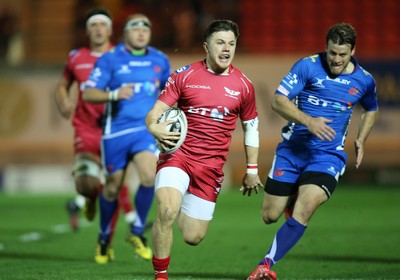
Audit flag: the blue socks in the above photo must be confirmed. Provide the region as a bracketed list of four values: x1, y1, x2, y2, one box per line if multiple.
[98, 192, 118, 242]
[261, 217, 307, 267]
[131, 185, 154, 236]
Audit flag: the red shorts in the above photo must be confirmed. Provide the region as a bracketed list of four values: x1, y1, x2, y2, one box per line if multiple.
[157, 152, 224, 202]
[73, 124, 102, 157]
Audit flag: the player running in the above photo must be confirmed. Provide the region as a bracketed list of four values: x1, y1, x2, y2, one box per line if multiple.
[247, 22, 379, 280]
[55, 7, 136, 237]
[146, 19, 263, 280]
[83, 13, 172, 264]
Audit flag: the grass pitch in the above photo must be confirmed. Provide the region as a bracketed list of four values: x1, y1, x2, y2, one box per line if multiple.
[0, 184, 399, 280]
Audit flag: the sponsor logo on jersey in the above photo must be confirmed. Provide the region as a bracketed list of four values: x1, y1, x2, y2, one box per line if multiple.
[349, 87, 359, 96]
[117, 64, 131, 74]
[273, 168, 285, 177]
[129, 61, 152, 67]
[76, 63, 93, 70]
[327, 166, 336, 174]
[175, 65, 190, 73]
[186, 84, 211, 89]
[312, 76, 351, 88]
[307, 95, 351, 112]
[167, 77, 174, 84]
[224, 86, 240, 97]
[312, 78, 326, 88]
[326, 76, 351, 85]
[132, 81, 158, 95]
[188, 106, 230, 122]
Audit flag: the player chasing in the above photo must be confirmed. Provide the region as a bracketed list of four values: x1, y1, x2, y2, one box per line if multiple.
[146, 19, 263, 280]
[83, 14, 172, 264]
[55, 7, 136, 254]
[247, 22, 379, 280]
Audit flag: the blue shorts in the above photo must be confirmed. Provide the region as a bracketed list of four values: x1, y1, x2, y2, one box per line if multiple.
[101, 127, 157, 174]
[265, 142, 346, 197]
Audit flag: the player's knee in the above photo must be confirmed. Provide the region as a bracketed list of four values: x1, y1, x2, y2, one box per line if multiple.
[183, 235, 203, 246]
[75, 175, 99, 197]
[102, 185, 120, 200]
[261, 210, 280, 224]
[182, 230, 204, 246]
[158, 205, 179, 225]
[141, 175, 155, 186]
[139, 169, 156, 186]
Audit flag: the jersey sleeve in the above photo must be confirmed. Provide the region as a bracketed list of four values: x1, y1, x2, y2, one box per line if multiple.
[160, 57, 172, 91]
[158, 65, 189, 106]
[239, 76, 258, 121]
[359, 72, 379, 111]
[62, 50, 76, 83]
[275, 56, 313, 100]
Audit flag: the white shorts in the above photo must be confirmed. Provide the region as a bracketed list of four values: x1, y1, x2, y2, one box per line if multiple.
[155, 166, 216, 221]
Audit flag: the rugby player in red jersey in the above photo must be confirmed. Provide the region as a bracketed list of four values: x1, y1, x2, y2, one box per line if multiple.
[146, 19, 263, 280]
[55, 7, 135, 258]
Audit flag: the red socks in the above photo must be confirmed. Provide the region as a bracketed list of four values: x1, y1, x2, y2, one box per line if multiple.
[118, 184, 134, 214]
[153, 256, 170, 279]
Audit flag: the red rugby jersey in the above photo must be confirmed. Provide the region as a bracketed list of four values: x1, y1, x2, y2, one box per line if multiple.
[159, 60, 258, 167]
[63, 47, 110, 129]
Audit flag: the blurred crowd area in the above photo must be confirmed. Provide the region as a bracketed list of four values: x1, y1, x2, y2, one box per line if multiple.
[0, 0, 399, 66]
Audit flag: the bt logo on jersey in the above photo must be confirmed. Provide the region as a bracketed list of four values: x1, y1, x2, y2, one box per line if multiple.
[307, 95, 351, 112]
[188, 106, 230, 122]
[124, 81, 158, 95]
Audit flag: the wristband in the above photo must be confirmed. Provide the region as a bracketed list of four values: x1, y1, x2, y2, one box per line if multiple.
[108, 89, 119, 101]
[246, 164, 258, 175]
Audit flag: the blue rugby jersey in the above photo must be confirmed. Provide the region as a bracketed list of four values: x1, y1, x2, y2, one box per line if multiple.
[275, 52, 378, 152]
[85, 43, 171, 135]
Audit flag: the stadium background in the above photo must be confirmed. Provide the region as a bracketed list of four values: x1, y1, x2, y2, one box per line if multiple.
[0, 0, 399, 193]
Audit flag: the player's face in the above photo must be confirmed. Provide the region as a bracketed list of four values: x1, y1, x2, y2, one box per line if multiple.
[87, 21, 111, 47]
[125, 27, 151, 51]
[326, 40, 355, 76]
[204, 31, 237, 74]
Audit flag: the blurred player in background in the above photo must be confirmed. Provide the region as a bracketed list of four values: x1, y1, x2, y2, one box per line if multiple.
[83, 13, 172, 264]
[247, 23, 379, 280]
[145, 19, 263, 280]
[54, 6, 136, 258]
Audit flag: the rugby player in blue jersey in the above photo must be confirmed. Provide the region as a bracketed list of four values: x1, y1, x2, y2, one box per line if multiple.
[83, 13, 172, 264]
[247, 23, 379, 280]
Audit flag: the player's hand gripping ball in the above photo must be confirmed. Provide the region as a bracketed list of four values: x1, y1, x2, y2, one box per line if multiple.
[156, 107, 188, 154]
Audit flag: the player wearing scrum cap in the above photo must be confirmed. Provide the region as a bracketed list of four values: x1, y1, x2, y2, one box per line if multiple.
[83, 14, 172, 264]
[55, 7, 136, 261]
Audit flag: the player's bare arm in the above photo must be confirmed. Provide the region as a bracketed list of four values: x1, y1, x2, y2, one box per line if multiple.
[83, 83, 134, 103]
[145, 100, 180, 149]
[55, 76, 74, 119]
[240, 118, 263, 196]
[272, 94, 336, 141]
[354, 109, 379, 169]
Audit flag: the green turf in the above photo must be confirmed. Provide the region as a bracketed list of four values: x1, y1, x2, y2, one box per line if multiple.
[0, 185, 399, 279]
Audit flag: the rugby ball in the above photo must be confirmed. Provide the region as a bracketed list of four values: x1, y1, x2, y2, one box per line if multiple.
[156, 107, 188, 154]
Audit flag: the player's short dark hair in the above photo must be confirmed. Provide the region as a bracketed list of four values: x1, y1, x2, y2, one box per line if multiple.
[204, 19, 239, 42]
[85, 7, 112, 22]
[326, 22, 356, 50]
